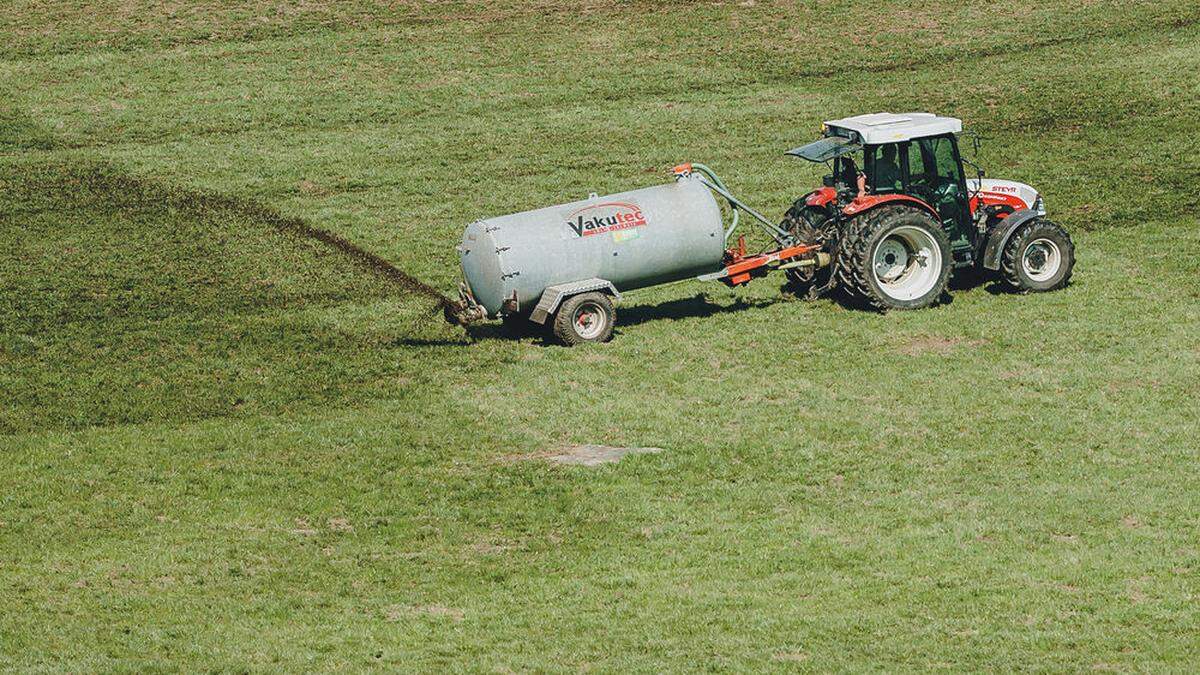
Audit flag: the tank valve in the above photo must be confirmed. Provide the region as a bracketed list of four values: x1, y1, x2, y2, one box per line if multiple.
[500, 291, 520, 315]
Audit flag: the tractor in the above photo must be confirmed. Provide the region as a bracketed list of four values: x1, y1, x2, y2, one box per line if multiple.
[778, 112, 1074, 309]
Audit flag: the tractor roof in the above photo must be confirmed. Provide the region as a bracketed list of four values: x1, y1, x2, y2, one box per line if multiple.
[824, 112, 962, 144]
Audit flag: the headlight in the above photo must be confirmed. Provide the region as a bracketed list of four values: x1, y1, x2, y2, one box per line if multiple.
[1033, 195, 1046, 216]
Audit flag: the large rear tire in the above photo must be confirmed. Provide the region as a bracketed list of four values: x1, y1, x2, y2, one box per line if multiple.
[552, 292, 616, 346]
[780, 203, 831, 294]
[835, 205, 952, 311]
[999, 219, 1075, 293]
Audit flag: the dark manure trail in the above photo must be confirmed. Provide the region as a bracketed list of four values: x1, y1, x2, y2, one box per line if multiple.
[231, 201, 460, 312]
[70, 164, 461, 314]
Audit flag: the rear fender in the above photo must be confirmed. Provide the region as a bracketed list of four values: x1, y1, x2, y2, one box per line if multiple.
[842, 194, 939, 219]
[981, 208, 1040, 270]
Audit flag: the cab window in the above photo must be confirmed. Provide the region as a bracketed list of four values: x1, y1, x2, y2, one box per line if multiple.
[913, 135, 968, 227]
[904, 141, 927, 189]
[866, 145, 903, 194]
[924, 135, 964, 184]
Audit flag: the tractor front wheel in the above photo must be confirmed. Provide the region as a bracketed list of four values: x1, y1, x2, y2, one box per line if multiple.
[552, 292, 616, 346]
[835, 205, 952, 311]
[999, 219, 1075, 292]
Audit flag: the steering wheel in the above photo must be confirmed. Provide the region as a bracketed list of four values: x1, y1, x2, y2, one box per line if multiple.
[934, 180, 960, 201]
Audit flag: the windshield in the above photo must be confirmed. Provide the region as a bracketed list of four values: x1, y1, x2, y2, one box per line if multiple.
[786, 136, 863, 163]
[832, 149, 865, 189]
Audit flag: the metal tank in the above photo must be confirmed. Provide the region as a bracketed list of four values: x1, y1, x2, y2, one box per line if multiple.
[458, 174, 725, 318]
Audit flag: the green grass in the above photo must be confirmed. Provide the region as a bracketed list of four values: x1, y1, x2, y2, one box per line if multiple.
[3, 1, 1200, 669]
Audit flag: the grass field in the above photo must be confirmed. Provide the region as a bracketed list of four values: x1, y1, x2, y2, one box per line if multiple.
[3, 0, 1200, 669]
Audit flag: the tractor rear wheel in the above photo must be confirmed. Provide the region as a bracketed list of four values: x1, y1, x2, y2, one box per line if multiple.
[552, 292, 615, 346]
[780, 203, 831, 293]
[835, 205, 952, 311]
[999, 219, 1075, 292]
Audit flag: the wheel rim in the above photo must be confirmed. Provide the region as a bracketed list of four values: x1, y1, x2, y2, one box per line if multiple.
[1022, 238, 1062, 282]
[572, 301, 607, 340]
[871, 225, 942, 301]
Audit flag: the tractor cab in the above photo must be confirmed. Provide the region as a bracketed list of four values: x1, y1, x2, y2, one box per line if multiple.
[788, 112, 977, 264]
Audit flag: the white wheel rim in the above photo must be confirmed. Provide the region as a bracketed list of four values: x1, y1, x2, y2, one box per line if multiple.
[871, 225, 942, 301]
[1022, 238, 1062, 282]
[572, 301, 607, 340]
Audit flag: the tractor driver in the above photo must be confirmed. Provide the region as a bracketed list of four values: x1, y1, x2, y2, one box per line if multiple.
[837, 155, 868, 199]
[872, 144, 902, 194]
[837, 155, 858, 186]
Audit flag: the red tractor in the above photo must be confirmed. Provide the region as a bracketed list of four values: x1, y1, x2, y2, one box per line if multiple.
[778, 112, 1075, 309]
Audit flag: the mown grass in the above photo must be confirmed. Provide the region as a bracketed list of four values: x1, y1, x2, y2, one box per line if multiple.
[3, 0, 1200, 670]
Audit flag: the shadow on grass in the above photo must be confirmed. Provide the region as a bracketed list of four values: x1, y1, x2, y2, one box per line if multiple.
[949, 266, 993, 292]
[392, 324, 497, 347]
[950, 266, 1055, 296]
[618, 293, 781, 328]
[389, 294, 786, 347]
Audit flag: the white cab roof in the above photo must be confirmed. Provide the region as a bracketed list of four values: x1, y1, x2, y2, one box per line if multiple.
[825, 112, 962, 144]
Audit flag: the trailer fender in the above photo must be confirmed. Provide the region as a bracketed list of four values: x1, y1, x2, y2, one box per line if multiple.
[982, 208, 1040, 271]
[529, 278, 620, 324]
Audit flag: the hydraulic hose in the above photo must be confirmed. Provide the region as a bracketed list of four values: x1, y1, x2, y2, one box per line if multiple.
[688, 163, 790, 245]
[688, 163, 740, 242]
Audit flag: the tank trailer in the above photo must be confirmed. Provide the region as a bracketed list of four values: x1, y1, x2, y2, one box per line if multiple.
[447, 113, 1075, 345]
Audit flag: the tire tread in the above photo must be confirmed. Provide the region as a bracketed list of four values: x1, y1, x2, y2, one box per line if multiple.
[552, 292, 615, 346]
[999, 218, 1075, 293]
[833, 205, 952, 311]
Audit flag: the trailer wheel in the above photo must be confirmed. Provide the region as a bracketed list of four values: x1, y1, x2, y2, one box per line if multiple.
[835, 205, 952, 311]
[553, 292, 615, 346]
[999, 218, 1075, 293]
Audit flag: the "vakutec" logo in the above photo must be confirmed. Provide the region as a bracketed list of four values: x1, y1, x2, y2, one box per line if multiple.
[566, 201, 647, 237]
